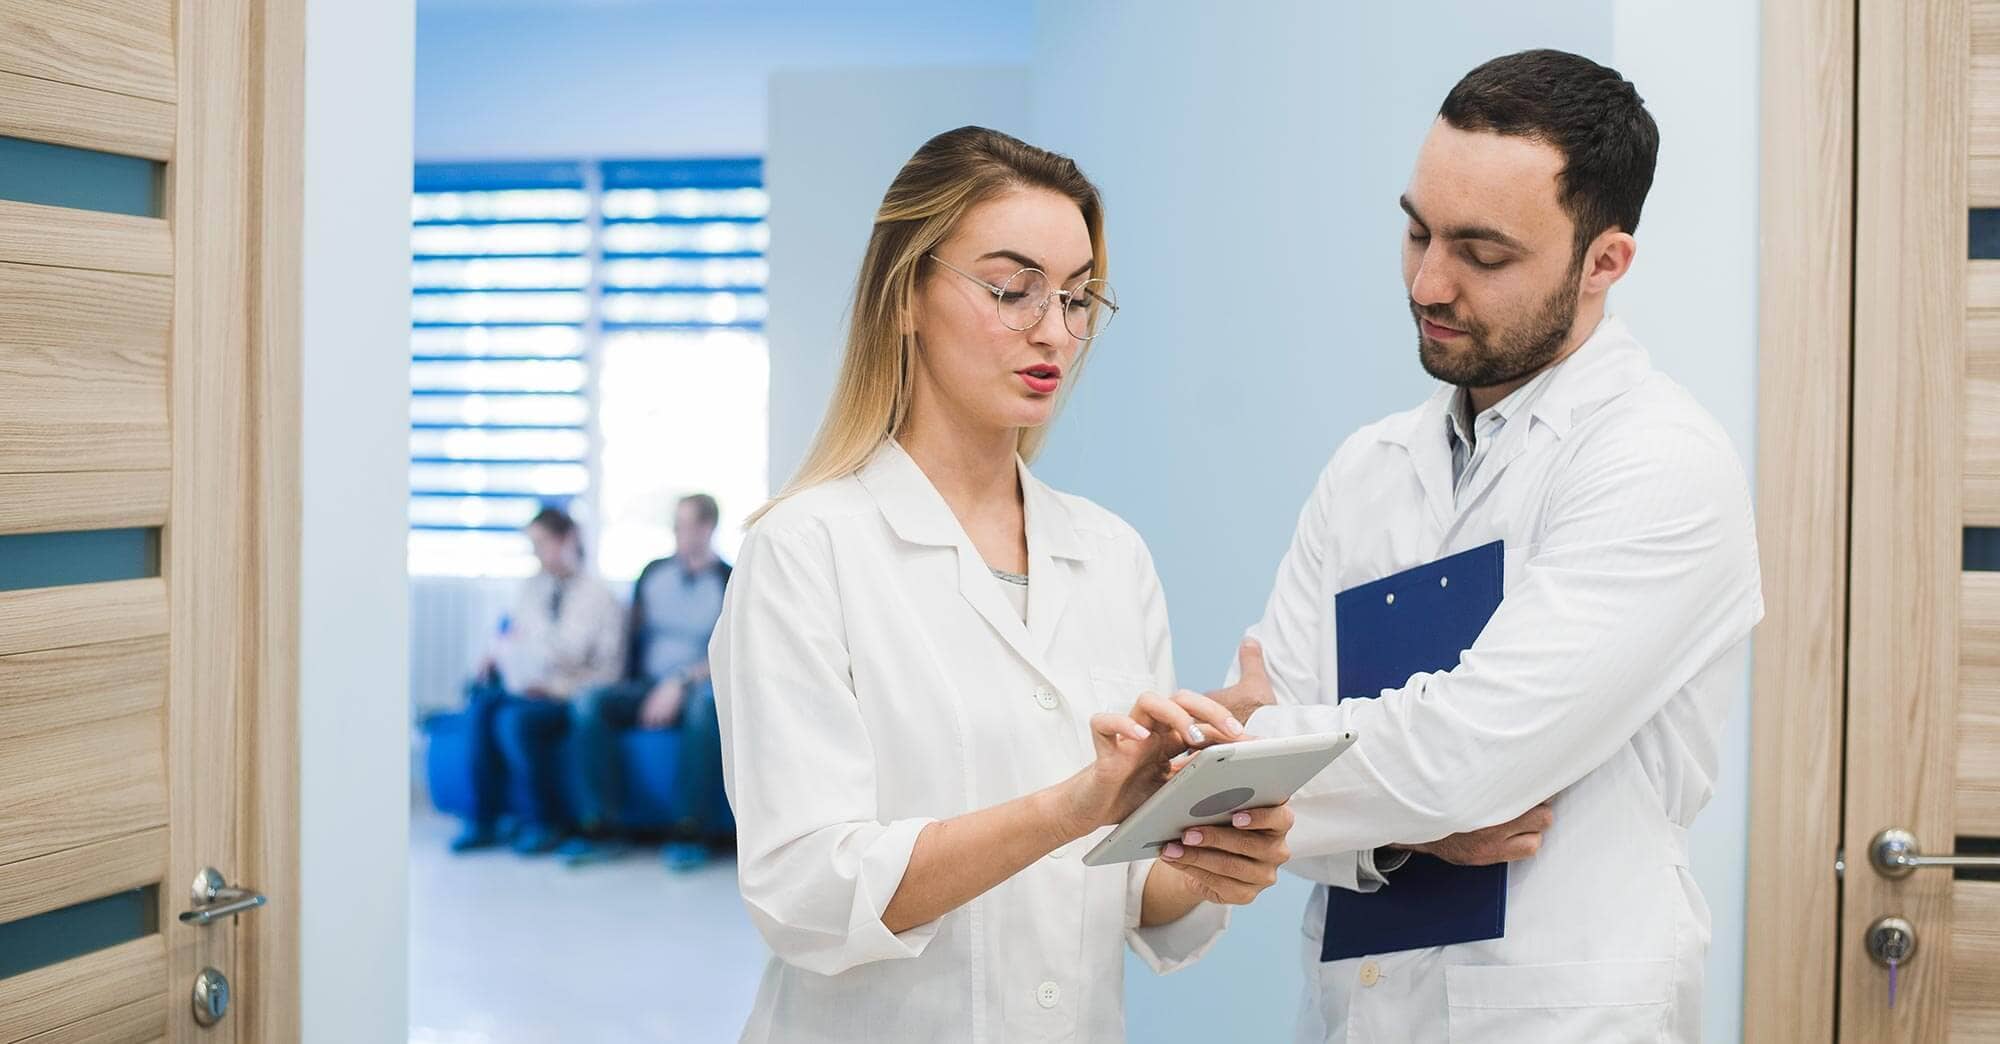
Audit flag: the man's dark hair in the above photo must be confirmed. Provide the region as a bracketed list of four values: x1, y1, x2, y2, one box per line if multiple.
[1440, 49, 1659, 259]
[528, 505, 577, 539]
[680, 493, 720, 528]
[528, 504, 585, 559]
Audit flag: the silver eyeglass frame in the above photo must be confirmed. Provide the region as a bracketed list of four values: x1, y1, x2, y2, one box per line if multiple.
[925, 253, 1119, 340]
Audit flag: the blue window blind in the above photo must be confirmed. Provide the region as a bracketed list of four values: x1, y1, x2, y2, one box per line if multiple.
[410, 158, 767, 577]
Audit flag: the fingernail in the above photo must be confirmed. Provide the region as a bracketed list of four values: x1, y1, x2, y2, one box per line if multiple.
[1163, 843, 1184, 859]
[1233, 812, 1252, 828]
[1184, 830, 1203, 846]
[1188, 724, 1206, 744]
[1226, 716, 1244, 736]
[1132, 725, 1151, 739]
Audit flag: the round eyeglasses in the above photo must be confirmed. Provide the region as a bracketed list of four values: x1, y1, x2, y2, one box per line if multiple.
[927, 254, 1119, 341]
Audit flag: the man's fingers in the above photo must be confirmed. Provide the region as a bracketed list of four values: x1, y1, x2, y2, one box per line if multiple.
[1499, 831, 1544, 861]
[1170, 690, 1245, 741]
[1088, 712, 1153, 744]
[1501, 802, 1554, 834]
[1237, 638, 1270, 685]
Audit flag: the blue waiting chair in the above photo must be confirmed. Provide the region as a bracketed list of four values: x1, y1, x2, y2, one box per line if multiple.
[423, 711, 734, 837]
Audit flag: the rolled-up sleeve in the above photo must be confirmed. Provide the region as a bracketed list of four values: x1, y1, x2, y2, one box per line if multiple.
[711, 520, 941, 976]
[1122, 858, 1230, 973]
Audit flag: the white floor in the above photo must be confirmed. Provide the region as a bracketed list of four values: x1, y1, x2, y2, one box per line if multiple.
[408, 810, 766, 1043]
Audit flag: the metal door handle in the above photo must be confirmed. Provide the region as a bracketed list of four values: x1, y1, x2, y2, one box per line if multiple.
[1870, 829, 2000, 877]
[179, 867, 268, 925]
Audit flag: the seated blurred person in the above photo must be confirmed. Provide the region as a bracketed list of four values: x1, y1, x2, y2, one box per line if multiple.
[453, 506, 625, 855]
[561, 493, 730, 871]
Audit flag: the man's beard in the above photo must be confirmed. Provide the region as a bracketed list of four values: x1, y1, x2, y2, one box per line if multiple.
[1412, 261, 1581, 389]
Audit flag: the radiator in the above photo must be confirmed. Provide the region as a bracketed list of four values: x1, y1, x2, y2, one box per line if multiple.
[407, 575, 518, 718]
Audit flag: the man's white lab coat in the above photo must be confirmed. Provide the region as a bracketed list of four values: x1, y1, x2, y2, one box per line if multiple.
[1243, 317, 1763, 1042]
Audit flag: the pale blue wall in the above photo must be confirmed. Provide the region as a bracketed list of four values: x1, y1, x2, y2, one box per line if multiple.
[1021, 3, 1756, 1041]
[415, 0, 1028, 160]
[766, 67, 1033, 487]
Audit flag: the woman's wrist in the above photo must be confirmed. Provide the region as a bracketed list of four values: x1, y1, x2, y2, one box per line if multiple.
[1139, 859, 1206, 926]
[1031, 777, 1095, 850]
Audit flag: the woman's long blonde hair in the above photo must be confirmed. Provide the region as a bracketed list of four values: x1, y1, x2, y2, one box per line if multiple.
[748, 126, 1106, 526]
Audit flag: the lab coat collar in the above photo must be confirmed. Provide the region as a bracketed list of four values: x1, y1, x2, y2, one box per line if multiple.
[856, 439, 1087, 680]
[1375, 315, 1651, 527]
[1520, 314, 1652, 439]
[855, 439, 1092, 561]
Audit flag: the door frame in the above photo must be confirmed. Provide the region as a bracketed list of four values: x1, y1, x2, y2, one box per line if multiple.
[244, 0, 304, 1036]
[1744, 0, 1854, 1039]
[170, 0, 305, 1036]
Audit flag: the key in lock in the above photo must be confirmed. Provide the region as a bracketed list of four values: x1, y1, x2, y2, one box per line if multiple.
[1867, 916, 1917, 1010]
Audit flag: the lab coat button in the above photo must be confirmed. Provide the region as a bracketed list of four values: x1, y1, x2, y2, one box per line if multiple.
[1033, 686, 1059, 710]
[1358, 961, 1382, 988]
[1036, 981, 1060, 1008]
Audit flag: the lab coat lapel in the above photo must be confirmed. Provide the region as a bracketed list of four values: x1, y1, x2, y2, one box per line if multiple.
[1380, 384, 1458, 533]
[1020, 460, 1090, 662]
[1446, 397, 1535, 522]
[855, 441, 1067, 684]
[1445, 316, 1653, 531]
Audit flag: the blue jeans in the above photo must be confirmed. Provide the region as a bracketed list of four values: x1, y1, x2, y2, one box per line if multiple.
[464, 676, 572, 832]
[569, 677, 726, 837]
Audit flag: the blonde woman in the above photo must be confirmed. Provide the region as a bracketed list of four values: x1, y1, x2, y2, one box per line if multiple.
[711, 127, 1293, 1042]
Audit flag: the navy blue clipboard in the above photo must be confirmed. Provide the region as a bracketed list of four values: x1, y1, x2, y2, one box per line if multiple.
[1321, 540, 1507, 962]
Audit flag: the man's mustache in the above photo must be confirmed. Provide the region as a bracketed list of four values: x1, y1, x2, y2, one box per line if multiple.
[1409, 299, 1472, 332]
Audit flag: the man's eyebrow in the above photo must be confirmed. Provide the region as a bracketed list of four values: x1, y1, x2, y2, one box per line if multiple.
[1398, 195, 1527, 252]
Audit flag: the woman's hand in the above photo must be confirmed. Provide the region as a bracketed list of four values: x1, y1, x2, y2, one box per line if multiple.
[1049, 692, 1246, 840]
[1154, 803, 1295, 906]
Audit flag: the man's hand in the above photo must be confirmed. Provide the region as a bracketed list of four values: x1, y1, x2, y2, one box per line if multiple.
[1393, 803, 1554, 866]
[638, 676, 689, 729]
[1182, 639, 1275, 724]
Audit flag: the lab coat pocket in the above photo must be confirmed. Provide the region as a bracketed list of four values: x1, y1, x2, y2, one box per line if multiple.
[1445, 960, 1673, 1043]
[1089, 668, 1160, 715]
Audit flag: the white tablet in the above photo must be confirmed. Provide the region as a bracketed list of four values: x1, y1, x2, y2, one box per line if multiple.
[1081, 730, 1357, 866]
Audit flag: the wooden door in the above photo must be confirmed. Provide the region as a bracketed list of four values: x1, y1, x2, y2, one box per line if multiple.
[1842, 0, 1969, 1037]
[0, 0, 300, 1040]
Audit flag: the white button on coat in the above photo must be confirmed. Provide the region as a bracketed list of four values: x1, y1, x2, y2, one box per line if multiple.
[714, 442, 1229, 1044]
[1037, 981, 1061, 1009]
[1235, 318, 1764, 1042]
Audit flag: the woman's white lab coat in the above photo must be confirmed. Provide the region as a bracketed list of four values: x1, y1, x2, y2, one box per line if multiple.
[711, 441, 1228, 1043]
[1243, 317, 1763, 1042]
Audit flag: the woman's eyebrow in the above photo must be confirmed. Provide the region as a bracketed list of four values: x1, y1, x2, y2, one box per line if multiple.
[976, 248, 1096, 279]
[977, 248, 1045, 270]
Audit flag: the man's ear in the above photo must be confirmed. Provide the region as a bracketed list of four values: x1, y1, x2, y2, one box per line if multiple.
[1581, 230, 1637, 295]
